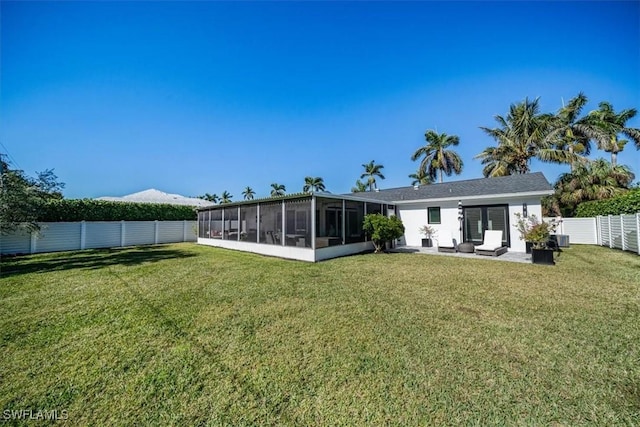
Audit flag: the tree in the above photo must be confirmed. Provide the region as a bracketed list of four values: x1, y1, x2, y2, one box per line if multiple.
[362, 214, 405, 253]
[544, 92, 600, 171]
[302, 176, 325, 193]
[586, 102, 640, 166]
[199, 193, 219, 203]
[408, 168, 433, 186]
[477, 97, 563, 176]
[548, 158, 635, 216]
[360, 160, 385, 191]
[0, 155, 65, 234]
[411, 130, 463, 183]
[270, 183, 286, 197]
[242, 186, 255, 200]
[220, 191, 233, 204]
[351, 180, 367, 193]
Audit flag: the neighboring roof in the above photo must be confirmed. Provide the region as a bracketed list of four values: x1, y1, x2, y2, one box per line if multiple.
[345, 172, 554, 203]
[97, 189, 214, 207]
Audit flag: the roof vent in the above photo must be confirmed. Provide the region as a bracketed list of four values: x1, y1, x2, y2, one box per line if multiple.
[375, 188, 380, 192]
[413, 184, 419, 190]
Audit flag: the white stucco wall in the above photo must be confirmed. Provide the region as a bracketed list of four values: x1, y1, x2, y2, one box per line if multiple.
[397, 196, 545, 253]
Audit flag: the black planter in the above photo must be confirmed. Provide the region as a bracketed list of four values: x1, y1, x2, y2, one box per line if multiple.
[421, 238, 433, 248]
[525, 241, 533, 254]
[531, 248, 555, 265]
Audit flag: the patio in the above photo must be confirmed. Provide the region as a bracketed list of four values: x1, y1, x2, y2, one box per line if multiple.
[392, 245, 535, 263]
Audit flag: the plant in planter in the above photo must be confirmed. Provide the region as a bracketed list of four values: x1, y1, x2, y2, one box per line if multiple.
[514, 213, 557, 265]
[418, 225, 437, 247]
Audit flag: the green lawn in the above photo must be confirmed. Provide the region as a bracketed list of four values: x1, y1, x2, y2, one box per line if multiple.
[1, 244, 639, 425]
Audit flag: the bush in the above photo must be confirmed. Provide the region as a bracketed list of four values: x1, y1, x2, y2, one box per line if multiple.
[575, 188, 640, 217]
[38, 199, 197, 222]
[362, 214, 405, 253]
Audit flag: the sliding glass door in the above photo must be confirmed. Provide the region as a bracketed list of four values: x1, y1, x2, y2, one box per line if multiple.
[463, 205, 509, 246]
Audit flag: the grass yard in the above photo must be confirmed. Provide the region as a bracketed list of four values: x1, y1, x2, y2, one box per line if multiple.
[1, 244, 639, 425]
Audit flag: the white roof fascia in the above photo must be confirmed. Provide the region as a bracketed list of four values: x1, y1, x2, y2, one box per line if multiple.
[391, 190, 554, 205]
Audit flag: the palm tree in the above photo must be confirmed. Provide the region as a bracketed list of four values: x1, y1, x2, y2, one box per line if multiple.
[553, 158, 635, 216]
[270, 183, 286, 197]
[360, 160, 385, 191]
[351, 180, 367, 193]
[411, 130, 463, 183]
[586, 102, 640, 166]
[477, 97, 561, 176]
[544, 92, 600, 171]
[242, 186, 255, 200]
[199, 193, 219, 203]
[302, 176, 325, 193]
[408, 168, 433, 186]
[220, 191, 233, 204]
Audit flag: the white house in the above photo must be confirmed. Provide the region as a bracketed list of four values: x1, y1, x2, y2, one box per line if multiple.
[352, 172, 553, 253]
[196, 173, 553, 261]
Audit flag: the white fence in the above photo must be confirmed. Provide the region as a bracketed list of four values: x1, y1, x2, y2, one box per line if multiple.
[1, 221, 197, 255]
[545, 214, 640, 255]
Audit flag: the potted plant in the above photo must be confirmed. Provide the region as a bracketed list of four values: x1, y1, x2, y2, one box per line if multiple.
[418, 225, 437, 248]
[514, 213, 556, 265]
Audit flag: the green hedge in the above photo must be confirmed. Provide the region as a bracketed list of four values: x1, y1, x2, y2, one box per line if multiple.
[575, 188, 640, 217]
[38, 199, 197, 222]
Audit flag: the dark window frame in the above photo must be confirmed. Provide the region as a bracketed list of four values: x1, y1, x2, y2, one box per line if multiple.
[427, 207, 441, 224]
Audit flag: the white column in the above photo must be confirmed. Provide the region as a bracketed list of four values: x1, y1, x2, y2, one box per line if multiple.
[281, 201, 285, 246]
[620, 216, 626, 251]
[636, 214, 640, 255]
[80, 221, 86, 250]
[238, 206, 241, 241]
[608, 215, 613, 248]
[256, 204, 261, 244]
[183, 220, 187, 242]
[310, 198, 316, 250]
[341, 199, 346, 245]
[120, 221, 126, 247]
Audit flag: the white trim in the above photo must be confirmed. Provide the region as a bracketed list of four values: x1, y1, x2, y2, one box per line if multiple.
[391, 190, 553, 205]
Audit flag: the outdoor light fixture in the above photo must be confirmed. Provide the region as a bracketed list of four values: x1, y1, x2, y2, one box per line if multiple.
[523, 203, 528, 218]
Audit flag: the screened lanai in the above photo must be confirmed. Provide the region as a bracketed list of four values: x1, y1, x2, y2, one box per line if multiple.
[197, 193, 392, 262]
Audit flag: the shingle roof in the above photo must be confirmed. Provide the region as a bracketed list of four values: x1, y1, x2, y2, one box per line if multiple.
[345, 172, 553, 203]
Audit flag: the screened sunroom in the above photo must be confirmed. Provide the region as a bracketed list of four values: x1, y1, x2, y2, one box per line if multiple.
[197, 193, 393, 262]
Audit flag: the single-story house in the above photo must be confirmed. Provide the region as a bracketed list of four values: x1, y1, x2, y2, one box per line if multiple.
[196, 172, 553, 261]
[353, 172, 553, 253]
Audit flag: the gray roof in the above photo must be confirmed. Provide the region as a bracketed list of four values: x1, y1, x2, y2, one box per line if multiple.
[346, 172, 553, 203]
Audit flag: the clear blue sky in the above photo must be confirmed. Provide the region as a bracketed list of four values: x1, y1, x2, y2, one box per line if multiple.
[2, 1, 639, 200]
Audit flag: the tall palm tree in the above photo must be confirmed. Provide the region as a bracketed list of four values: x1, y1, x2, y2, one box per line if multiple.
[411, 130, 463, 183]
[220, 191, 233, 204]
[270, 183, 286, 197]
[242, 186, 255, 200]
[586, 102, 640, 166]
[544, 92, 600, 171]
[553, 158, 635, 216]
[199, 193, 219, 203]
[360, 160, 385, 191]
[351, 180, 367, 193]
[477, 97, 561, 176]
[302, 176, 325, 193]
[408, 168, 433, 186]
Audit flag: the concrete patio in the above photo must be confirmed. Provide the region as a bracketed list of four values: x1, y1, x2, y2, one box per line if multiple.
[391, 245, 534, 263]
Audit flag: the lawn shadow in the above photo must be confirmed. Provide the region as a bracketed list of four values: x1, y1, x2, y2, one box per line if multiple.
[0, 245, 196, 278]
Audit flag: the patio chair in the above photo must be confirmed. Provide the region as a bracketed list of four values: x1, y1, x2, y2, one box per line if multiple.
[475, 230, 508, 257]
[437, 230, 457, 253]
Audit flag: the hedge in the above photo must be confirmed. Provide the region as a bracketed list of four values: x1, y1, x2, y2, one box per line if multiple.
[575, 188, 640, 217]
[37, 199, 198, 222]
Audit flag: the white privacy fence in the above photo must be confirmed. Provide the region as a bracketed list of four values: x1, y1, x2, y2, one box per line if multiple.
[545, 214, 640, 255]
[1, 221, 197, 255]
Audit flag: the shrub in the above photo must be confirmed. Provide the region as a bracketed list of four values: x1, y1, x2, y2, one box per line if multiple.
[362, 214, 405, 253]
[38, 199, 197, 222]
[575, 188, 640, 217]
[514, 213, 558, 249]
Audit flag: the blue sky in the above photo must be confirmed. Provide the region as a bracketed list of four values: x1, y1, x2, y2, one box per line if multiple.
[2, 1, 639, 200]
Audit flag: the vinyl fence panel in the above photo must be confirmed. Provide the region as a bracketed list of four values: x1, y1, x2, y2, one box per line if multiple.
[1, 221, 197, 255]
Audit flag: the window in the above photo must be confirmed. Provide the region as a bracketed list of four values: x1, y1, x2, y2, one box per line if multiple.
[428, 207, 441, 224]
